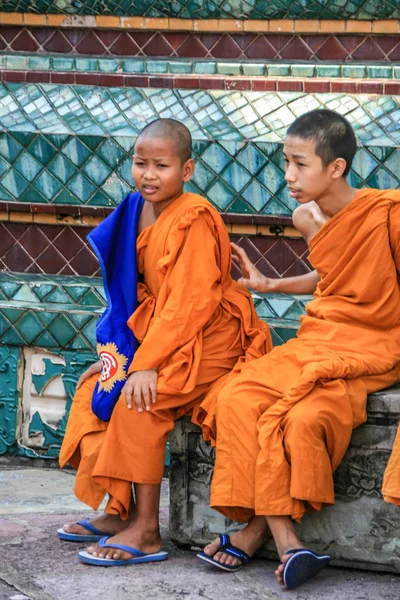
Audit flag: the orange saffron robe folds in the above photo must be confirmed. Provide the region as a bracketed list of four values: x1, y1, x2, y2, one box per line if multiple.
[208, 189, 400, 523]
[59, 193, 270, 518]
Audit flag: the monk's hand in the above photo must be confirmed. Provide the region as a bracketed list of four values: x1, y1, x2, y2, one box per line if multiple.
[231, 242, 274, 292]
[123, 370, 158, 412]
[76, 361, 102, 390]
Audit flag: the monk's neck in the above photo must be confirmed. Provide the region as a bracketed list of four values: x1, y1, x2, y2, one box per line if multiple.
[314, 182, 358, 219]
[151, 191, 184, 218]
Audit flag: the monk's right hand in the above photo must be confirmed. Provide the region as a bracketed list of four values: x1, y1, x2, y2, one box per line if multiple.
[123, 370, 158, 412]
[76, 361, 102, 390]
[231, 242, 275, 292]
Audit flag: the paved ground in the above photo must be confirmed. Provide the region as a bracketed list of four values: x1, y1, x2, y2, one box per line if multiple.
[0, 458, 399, 600]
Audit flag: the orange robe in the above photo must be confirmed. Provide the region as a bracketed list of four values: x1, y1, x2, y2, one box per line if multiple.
[60, 193, 270, 518]
[208, 189, 400, 523]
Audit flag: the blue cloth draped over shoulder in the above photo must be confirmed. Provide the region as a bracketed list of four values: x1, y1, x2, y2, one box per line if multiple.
[87, 192, 145, 421]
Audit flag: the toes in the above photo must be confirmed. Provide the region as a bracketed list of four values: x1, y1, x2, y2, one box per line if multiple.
[203, 539, 220, 557]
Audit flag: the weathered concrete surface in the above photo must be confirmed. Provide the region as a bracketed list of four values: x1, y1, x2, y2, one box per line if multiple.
[170, 387, 400, 574]
[0, 462, 399, 600]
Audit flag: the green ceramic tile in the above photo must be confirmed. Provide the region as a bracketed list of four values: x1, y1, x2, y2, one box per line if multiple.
[194, 62, 217, 75]
[5, 55, 27, 70]
[122, 59, 145, 73]
[342, 65, 367, 79]
[316, 65, 342, 78]
[98, 59, 122, 73]
[28, 56, 51, 71]
[242, 64, 266, 77]
[14, 151, 43, 182]
[75, 58, 99, 72]
[52, 57, 76, 72]
[291, 65, 315, 78]
[267, 65, 290, 77]
[217, 63, 241, 76]
[367, 66, 393, 79]
[146, 61, 169, 74]
[169, 61, 193, 75]
[47, 154, 76, 184]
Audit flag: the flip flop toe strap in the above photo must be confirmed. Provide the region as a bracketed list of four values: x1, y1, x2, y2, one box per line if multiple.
[77, 520, 107, 537]
[98, 537, 146, 557]
[217, 534, 250, 565]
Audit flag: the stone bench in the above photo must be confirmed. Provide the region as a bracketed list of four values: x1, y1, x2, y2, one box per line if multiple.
[169, 385, 400, 574]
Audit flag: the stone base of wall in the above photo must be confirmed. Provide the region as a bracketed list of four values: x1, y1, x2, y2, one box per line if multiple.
[169, 386, 400, 574]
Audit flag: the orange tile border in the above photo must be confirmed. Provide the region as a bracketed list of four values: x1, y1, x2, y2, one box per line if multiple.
[47, 14, 66, 27]
[10, 212, 34, 223]
[2, 14, 399, 34]
[0, 12, 23, 25]
[193, 19, 219, 31]
[119, 16, 146, 29]
[23, 13, 47, 26]
[96, 16, 121, 29]
[169, 18, 193, 30]
[218, 19, 244, 31]
[372, 20, 399, 33]
[294, 19, 319, 33]
[243, 19, 270, 32]
[143, 18, 169, 30]
[345, 20, 372, 33]
[269, 19, 294, 33]
[320, 19, 346, 33]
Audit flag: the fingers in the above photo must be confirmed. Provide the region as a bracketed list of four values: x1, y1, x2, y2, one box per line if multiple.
[150, 381, 157, 404]
[124, 380, 133, 410]
[133, 386, 143, 413]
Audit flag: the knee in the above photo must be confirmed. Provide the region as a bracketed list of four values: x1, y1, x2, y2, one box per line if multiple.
[283, 407, 324, 443]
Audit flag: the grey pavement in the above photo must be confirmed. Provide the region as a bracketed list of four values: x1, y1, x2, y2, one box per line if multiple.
[0, 458, 399, 600]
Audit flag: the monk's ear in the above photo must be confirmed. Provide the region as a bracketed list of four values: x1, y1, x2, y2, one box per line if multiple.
[182, 158, 195, 182]
[331, 157, 347, 179]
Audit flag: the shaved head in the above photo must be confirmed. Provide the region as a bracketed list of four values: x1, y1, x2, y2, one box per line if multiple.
[136, 118, 192, 163]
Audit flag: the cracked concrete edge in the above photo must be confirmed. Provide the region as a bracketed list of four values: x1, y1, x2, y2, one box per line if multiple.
[0, 563, 55, 600]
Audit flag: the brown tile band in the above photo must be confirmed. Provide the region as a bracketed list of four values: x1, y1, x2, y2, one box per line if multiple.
[1, 70, 397, 94]
[0, 14, 399, 34]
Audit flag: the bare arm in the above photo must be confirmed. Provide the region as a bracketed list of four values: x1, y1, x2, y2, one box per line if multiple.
[231, 243, 319, 294]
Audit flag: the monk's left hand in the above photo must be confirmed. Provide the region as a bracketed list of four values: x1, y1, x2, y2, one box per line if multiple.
[123, 370, 158, 412]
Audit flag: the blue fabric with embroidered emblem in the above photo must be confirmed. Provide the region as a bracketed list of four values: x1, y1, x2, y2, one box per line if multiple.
[88, 192, 145, 421]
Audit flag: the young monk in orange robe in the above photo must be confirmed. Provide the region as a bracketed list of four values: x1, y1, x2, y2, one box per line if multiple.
[58, 118, 270, 566]
[198, 109, 400, 589]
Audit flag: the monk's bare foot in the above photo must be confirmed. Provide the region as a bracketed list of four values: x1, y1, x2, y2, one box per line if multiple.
[63, 513, 129, 537]
[87, 520, 162, 560]
[203, 516, 269, 568]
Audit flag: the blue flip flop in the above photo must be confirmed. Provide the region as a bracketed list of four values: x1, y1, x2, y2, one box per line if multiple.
[197, 534, 251, 572]
[78, 537, 168, 567]
[282, 548, 331, 589]
[57, 519, 115, 542]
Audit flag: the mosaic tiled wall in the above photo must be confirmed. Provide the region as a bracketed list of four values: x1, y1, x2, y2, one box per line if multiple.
[0, 86, 399, 215]
[1, 1, 399, 457]
[2, 0, 399, 19]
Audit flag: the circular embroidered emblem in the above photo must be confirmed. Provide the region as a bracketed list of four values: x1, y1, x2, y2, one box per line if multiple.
[97, 342, 128, 392]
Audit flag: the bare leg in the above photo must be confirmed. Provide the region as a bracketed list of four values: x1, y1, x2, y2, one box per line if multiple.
[266, 515, 305, 585]
[63, 491, 135, 536]
[202, 516, 269, 567]
[87, 483, 162, 560]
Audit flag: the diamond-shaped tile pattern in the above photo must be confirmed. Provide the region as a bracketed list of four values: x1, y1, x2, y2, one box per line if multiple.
[0, 271, 307, 351]
[1, 0, 399, 18]
[0, 272, 105, 350]
[0, 223, 101, 276]
[2, 28, 400, 63]
[0, 84, 399, 215]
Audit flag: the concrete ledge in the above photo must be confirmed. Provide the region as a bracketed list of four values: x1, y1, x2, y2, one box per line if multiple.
[169, 385, 400, 573]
